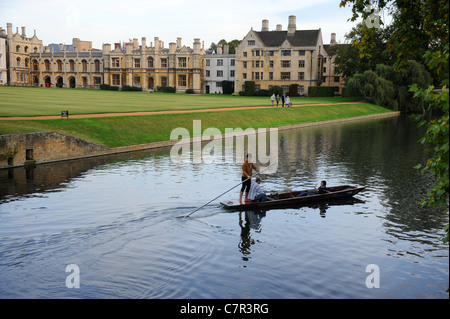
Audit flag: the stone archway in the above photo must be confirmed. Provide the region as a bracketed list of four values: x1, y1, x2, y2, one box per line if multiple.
[68, 77, 76, 88]
[56, 77, 64, 88]
[44, 76, 51, 87]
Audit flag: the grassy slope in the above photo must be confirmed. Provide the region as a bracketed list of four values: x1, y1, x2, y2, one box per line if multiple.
[0, 103, 392, 147]
[0, 86, 362, 117]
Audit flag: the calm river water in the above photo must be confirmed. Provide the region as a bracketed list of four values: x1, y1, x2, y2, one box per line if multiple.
[0, 115, 448, 299]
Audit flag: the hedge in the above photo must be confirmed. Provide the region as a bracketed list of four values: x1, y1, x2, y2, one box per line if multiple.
[308, 86, 338, 97]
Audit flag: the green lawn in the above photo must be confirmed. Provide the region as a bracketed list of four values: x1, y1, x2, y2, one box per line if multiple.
[0, 103, 392, 147]
[0, 86, 362, 117]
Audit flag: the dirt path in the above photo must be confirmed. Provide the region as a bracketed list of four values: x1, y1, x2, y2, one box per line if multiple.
[0, 101, 364, 120]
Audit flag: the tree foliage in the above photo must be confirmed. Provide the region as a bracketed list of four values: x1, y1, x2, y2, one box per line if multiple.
[340, 0, 449, 243]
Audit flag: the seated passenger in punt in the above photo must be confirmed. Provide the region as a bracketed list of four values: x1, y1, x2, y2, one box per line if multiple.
[296, 180, 330, 197]
[248, 177, 269, 202]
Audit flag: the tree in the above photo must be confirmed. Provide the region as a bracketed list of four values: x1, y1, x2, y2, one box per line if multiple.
[208, 39, 241, 54]
[340, 0, 449, 243]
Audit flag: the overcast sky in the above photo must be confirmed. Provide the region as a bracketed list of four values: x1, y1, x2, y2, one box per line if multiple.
[1, 0, 374, 49]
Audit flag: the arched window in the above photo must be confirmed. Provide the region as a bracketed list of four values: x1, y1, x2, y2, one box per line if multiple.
[94, 59, 101, 72]
[16, 57, 21, 67]
[33, 59, 39, 71]
[25, 58, 29, 68]
[56, 60, 63, 71]
[82, 60, 88, 72]
[16, 45, 20, 53]
[69, 60, 75, 72]
[24, 46, 29, 53]
[44, 59, 50, 71]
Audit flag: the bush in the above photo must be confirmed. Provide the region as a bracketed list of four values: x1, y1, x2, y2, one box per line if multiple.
[100, 84, 119, 91]
[221, 81, 234, 95]
[308, 86, 337, 97]
[243, 81, 256, 95]
[254, 89, 270, 96]
[185, 89, 195, 94]
[122, 85, 142, 92]
[289, 84, 300, 97]
[157, 86, 176, 93]
[268, 86, 283, 96]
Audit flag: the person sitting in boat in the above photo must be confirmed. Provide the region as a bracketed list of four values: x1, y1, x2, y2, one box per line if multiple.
[240, 153, 259, 202]
[297, 180, 329, 197]
[248, 177, 267, 202]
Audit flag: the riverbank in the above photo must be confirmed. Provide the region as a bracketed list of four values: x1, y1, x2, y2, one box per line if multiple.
[0, 109, 400, 169]
[0, 102, 391, 147]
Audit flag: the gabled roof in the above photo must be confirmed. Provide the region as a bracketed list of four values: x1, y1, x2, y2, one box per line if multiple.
[254, 30, 320, 47]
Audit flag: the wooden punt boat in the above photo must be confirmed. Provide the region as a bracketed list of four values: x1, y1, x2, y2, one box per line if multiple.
[220, 185, 365, 211]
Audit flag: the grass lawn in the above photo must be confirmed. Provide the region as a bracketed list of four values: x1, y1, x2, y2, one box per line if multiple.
[0, 86, 362, 117]
[0, 103, 393, 147]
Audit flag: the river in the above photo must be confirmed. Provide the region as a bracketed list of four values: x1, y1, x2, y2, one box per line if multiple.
[0, 115, 448, 299]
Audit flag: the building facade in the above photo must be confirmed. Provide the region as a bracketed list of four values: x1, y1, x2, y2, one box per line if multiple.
[5, 23, 43, 86]
[103, 37, 204, 93]
[235, 16, 340, 95]
[0, 27, 7, 85]
[29, 38, 103, 89]
[203, 44, 236, 94]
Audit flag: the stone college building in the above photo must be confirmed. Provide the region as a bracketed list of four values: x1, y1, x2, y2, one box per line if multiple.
[1, 16, 342, 95]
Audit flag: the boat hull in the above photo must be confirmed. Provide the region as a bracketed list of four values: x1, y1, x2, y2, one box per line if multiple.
[220, 185, 365, 211]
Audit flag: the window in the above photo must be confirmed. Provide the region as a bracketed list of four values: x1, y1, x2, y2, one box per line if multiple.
[298, 85, 305, 94]
[298, 72, 305, 80]
[94, 60, 101, 72]
[16, 45, 20, 53]
[16, 57, 21, 67]
[243, 52, 247, 57]
[217, 59, 223, 66]
[161, 58, 167, 68]
[216, 82, 222, 88]
[281, 72, 291, 80]
[243, 61, 247, 69]
[334, 76, 340, 83]
[281, 50, 291, 56]
[217, 70, 223, 77]
[134, 58, 141, 68]
[178, 74, 186, 86]
[299, 60, 305, 68]
[243, 73, 247, 79]
[281, 85, 289, 93]
[57, 60, 63, 71]
[255, 61, 260, 68]
[255, 50, 260, 56]
[134, 76, 141, 87]
[281, 60, 291, 68]
[178, 57, 187, 68]
[299, 50, 306, 56]
[148, 57, 154, 68]
[94, 77, 102, 87]
[247, 40, 255, 46]
[112, 58, 120, 68]
[205, 70, 210, 77]
[269, 72, 273, 80]
[268, 51, 274, 56]
[69, 60, 75, 72]
[161, 76, 167, 86]
[269, 60, 274, 68]
[44, 59, 50, 71]
[323, 67, 327, 73]
[230, 70, 235, 77]
[25, 58, 29, 68]
[33, 60, 39, 71]
[205, 59, 210, 66]
[82, 60, 88, 72]
[24, 46, 28, 53]
[112, 74, 120, 85]
[255, 72, 260, 80]
[230, 59, 235, 66]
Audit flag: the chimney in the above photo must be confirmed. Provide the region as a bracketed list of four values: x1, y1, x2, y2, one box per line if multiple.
[262, 19, 269, 32]
[177, 37, 182, 49]
[169, 42, 176, 54]
[133, 38, 138, 49]
[288, 15, 296, 34]
[154, 37, 160, 50]
[330, 33, 336, 44]
[276, 24, 282, 31]
[21, 26, 26, 37]
[114, 43, 121, 50]
[142, 37, 147, 48]
[194, 38, 201, 54]
[103, 43, 111, 54]
[6, 23, 12, 38]
[223, 43, 229, 55]
[217, 45, 223, 54]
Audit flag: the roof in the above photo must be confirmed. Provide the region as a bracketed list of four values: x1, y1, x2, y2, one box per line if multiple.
[254, 30, 320, 47]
